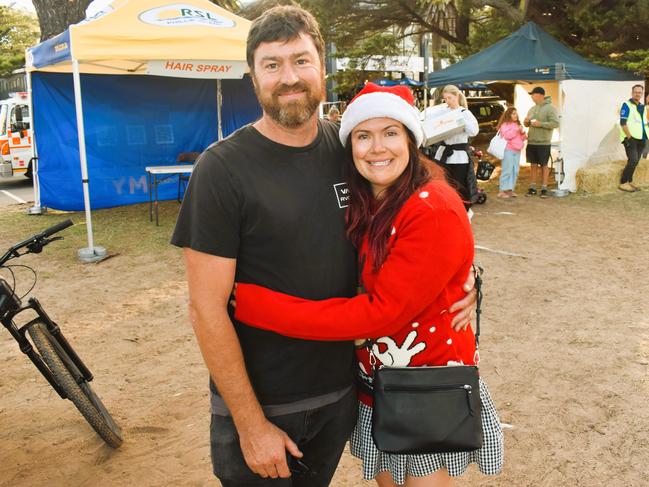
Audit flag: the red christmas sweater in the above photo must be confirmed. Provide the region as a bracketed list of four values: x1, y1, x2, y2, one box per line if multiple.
[234, 180, 477, 406]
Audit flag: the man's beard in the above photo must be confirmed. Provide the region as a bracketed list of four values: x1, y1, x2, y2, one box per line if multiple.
[255, 77, 324, 129]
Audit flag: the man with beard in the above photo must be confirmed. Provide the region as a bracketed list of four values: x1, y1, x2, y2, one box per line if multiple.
[171, 6, 475, 486]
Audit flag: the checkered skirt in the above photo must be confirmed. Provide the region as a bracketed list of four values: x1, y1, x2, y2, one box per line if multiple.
[350, 378, 504, 484]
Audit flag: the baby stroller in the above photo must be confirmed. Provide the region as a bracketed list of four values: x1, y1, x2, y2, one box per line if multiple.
[472, 147, 494, 205]
[423, 144, 491, 208]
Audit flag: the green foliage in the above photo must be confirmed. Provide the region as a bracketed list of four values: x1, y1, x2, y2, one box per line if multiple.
[331, 33, 401, 95]
[554, 0, 649, 76]
[443, 0, 649, 77]
[0, 6, 40, 77]
[611, 49, 649, 77]
[208, 0, 241, 12]
[238, 0, 649, 84]
[455, 11, 518, 59]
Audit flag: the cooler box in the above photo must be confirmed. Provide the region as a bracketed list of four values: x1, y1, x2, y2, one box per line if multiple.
[421, 104, 466, 146]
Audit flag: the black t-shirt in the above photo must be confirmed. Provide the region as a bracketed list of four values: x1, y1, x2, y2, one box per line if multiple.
[171, 120, 357, 405]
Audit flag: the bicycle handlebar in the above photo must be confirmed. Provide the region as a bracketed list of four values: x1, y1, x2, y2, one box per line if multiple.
[41, 219, 74, 238]
[0, 219, 74, 266]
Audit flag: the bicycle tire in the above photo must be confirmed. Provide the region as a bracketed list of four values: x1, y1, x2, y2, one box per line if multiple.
[28, 321, 123, 448]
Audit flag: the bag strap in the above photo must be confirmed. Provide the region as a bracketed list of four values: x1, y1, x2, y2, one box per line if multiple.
[473, 264, 483, 347]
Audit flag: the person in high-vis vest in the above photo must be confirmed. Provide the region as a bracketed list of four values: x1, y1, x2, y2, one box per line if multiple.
[618, 84, 647, 192]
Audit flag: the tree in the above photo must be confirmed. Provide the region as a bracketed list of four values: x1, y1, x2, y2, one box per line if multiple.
[313, 0, 530, 47]
[459, 0, 649, 76]
[209, 0, 241, 11]
[0, 5, 39, 76]
[32, 0, 91, 41]
[312, 0, 649, 78]
[330, 33, 401, 96]
[533, 0, 649, 76]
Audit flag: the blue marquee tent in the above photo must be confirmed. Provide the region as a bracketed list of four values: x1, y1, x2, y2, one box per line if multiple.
[30, 72, 259, 211]
[372, 77, 424, 87]
[426, 22, 638, 86]
[24, 0, 261, 259]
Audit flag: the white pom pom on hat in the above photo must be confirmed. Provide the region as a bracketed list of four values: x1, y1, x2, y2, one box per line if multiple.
[339, 82, 425, 147]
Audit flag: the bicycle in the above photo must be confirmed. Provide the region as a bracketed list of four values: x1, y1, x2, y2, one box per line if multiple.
[0, 219, 123, 448]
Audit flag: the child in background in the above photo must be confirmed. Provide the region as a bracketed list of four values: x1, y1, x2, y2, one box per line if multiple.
[497, 107, 526, 198]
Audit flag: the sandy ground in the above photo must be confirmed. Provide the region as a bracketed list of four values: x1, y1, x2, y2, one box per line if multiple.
[1, 170, 648, 487]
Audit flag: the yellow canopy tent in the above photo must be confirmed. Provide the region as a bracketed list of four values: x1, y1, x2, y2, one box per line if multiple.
[27, 0, 253, 261]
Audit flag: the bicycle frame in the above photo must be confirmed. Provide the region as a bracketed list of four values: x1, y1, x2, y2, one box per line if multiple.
[0, 219, 94, 399]
[1, 279, 94, 399]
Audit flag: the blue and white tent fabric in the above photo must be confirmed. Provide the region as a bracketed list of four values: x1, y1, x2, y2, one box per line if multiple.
[31, 72, 259, 210]
[25, 0, 261, 255]
[372, 77, 424, 87]
[425, 22, 642, 192]
[426, 22, 638, 86]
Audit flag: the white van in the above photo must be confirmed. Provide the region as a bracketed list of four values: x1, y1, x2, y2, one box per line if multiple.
[0, 92, 33, 178]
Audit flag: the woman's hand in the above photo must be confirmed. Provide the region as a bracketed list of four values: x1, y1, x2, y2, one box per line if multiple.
[449, 271, 477, 332]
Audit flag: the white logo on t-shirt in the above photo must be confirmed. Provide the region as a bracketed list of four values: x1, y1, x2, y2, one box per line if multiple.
[333, 182, 350, 209]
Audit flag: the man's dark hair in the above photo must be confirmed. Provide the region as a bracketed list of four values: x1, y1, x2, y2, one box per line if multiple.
[246, 5, 325, 70]
[632, 84, 644, 91]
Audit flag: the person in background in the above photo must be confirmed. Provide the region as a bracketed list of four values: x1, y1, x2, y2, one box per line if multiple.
[327, 105, 341, 123]
[496, 107, 526, 198]
[523, 87, 559, 198]
[618, 84, 647, 192]
[433, 85, 480, 209]
[234, 82, 504, 487]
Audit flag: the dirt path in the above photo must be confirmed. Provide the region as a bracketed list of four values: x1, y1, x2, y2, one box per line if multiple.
[1, 184, 647, 487]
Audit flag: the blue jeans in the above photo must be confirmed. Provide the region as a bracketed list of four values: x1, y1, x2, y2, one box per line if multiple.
[499, 149, 521, 191]
[211, 388, 357, 486]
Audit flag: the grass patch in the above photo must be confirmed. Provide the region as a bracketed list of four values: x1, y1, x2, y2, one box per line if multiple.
[1, 182, 647, 267]
[0, 201, 183, 264]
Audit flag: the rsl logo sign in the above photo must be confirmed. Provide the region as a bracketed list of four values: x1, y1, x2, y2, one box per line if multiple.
[139, 4, 236, 28]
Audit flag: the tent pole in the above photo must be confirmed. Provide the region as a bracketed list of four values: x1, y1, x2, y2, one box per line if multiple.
[554, 63, 569, 196]
[423, 33, 430, 109]
[25, 68, 44, 215]
[72, 58, 106, 262]
[217, 79, 223, 140]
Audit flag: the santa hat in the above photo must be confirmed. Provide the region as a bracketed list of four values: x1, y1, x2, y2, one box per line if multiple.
[339, 82, 425, 147]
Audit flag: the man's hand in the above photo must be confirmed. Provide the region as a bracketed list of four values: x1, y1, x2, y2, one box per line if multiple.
[449, 270, 477, 332]
[183, 250, 300, 479]
[531, 120, 542, 127]
[239, 419, 303, 478]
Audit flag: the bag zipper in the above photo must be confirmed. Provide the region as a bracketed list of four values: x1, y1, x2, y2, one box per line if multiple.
[383, 383, 475, 415]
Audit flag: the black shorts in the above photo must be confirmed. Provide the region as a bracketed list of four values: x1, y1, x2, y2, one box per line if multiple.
[211, 388, 357, 486]
[526, 144, 551, 166]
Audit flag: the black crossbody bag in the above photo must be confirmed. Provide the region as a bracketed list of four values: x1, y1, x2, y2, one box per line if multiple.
[369, 267, 484, 455]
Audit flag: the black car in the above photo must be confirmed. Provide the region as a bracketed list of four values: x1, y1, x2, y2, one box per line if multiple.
[467, 97, 506, 136]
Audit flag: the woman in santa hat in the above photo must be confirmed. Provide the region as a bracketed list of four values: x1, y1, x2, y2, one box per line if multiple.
[234, 82, 503, 487]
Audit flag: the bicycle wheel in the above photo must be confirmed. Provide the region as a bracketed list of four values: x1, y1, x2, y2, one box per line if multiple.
[28, 321, 123, 448]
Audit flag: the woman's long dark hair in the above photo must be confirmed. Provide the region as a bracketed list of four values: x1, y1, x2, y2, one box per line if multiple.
[344, 130, 446, 272]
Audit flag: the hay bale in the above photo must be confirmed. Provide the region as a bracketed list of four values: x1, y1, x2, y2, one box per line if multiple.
[576, 159, 649, 193]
